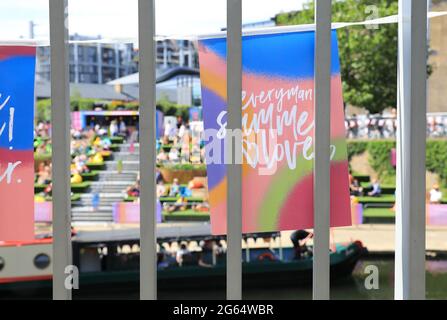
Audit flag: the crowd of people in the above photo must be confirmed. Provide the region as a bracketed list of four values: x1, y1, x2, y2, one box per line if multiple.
[158, 239, 222, 269]
[157, 230, 317, 269]
[349, 172, 445, 206]
[34, 121, 120, 199]
[427, 115, 447, 137]
[156, 117, 205, 165]
[345, 113, 397, 139]
[125, 171, 210, 214]
[122, 116, 210, 215]
[345, 113, 447, 139]
[349, 173, 382, 197]
[33, 115, 210, 213]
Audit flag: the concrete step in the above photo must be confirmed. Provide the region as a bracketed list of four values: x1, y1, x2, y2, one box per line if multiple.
[97, 171, 138, 178]
[71, 207, 114, 221]
[105, 161, 139, 171]
[74, 198, 123, 204]
[97, 170, 139, 174]
[71, 206, 113, 212]
[74, 198, 123, 206]
[90, 181, 134, 187]
[70, 143, 141, 223]
[112, 152, 140, 161]
[119, 143, 140, 152]
[89, 188, 128, 194]
[96, 178, 136, 184]
[72, 214, 113, 218]
[72, 216, 113, 222]
[92, 186, 133, 192]
[105, 160, 139, 164]
[96, 175, 137, 182]
[79, 193, 124, 199]
[91, 185, 133, 191]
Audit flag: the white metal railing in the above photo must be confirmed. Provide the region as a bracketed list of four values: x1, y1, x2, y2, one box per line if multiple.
[48, 0, 428, 300]
[226, 0, 243, 300]
[395, 0, 427, 300]
[313, 0, 332, 300]
[138, 0, 157, 300]
[49, 0, 72, 300]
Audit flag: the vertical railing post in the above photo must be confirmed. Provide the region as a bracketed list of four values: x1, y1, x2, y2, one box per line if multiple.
[138, 0, 157, 300]
[313, 0, 332, 301]
[395, 0, 427, 300]
[49, 0, 72, 300]
[226, 0, 243, 300]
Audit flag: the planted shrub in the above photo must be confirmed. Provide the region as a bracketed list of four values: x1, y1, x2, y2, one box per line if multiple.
[426, 140, 447, 184]
[367, 140, 396, 179]
[347, 139, 447, 185]
[347, 141, 368, 161]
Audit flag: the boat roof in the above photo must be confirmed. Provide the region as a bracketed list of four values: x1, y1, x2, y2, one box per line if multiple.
[73, 223, 280, 245]
[0, 223, 280, 247]
[74, 223, 212, 244]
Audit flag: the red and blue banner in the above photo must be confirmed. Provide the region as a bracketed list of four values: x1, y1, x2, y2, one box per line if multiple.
[0, 46, 36, 241]
[198, 30, 351, 234]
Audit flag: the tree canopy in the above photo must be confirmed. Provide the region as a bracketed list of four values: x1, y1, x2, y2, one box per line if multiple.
[276, 0, 403, 114]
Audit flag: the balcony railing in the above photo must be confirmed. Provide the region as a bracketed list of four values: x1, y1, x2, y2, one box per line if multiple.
[48, 0, 428, 300]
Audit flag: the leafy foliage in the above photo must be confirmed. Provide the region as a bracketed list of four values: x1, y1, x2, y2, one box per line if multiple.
[347, 140, 368, 161]
[366, 140, 396, 178]
[275, 0, 429, 113]
[156, 98, 190, 122]
[426, 140, 447, 183]
[36, 97, 191, 122]
[36, 99, 52, 122]
[347, 139, 447, 185]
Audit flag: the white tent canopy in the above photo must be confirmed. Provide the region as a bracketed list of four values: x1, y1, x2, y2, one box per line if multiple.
[107, 66, 200, 86]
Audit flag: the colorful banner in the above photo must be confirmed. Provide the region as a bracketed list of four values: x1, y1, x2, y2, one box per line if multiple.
[0, 46, 36, 241]
[112, 201, 162, 224]
[198, 30, 351, 234]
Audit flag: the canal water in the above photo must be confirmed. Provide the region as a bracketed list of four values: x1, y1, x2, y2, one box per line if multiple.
[3, 259, 447, 299]
[157, 259, 447, 300]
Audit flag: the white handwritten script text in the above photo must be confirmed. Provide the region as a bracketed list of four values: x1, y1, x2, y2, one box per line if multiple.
[0, 92, 20, 185]
[212, 85, 336, 172]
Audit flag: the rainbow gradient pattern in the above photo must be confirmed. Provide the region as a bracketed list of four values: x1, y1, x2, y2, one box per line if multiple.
[0, 46, 36, 241]
[198, 30, 351, 234]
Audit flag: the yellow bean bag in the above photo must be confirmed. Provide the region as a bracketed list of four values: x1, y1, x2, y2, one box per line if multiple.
[71, 173, 83, 184]
[90, 153, 104, 164]
[93, 137, 101, 146]
[35, 195, 46, 202]
[100, 150, 111, 157]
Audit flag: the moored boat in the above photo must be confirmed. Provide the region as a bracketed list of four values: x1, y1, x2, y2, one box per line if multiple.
[0, 224, 366, 295]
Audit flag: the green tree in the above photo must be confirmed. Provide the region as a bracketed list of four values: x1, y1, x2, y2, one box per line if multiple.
[276, 0, 406, 114]
[156, 97, 191, 121]
[36, 99, 52, 122]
